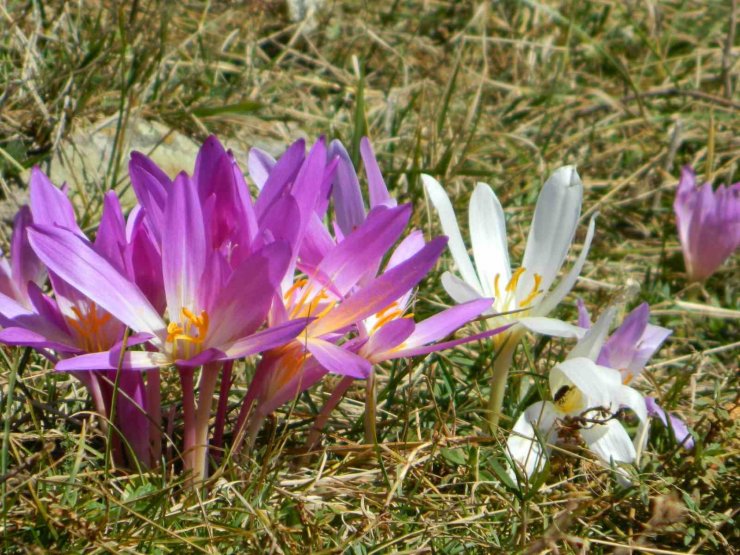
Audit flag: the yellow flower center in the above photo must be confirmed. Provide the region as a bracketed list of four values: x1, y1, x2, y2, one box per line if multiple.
[284, 278, 337, 320]
[66, 303, 113, 353]
[166, 307, 209, 359]
[553, 385, 585, 414]
[492, 267, 542, 313]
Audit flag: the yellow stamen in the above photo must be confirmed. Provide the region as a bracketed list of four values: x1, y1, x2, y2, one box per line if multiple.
[519, 272, 543, 307]
[67, 303, 113, 352]
[505, 267, 526, 293]
[284, 278, 308, 301]
[623, 372, 634, 385]
[493, 274, 501, 299]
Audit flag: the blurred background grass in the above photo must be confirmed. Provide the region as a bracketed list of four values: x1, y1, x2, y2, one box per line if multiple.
[0, 1, 737, 552]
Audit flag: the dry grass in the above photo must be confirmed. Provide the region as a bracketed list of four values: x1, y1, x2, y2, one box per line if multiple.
[1, 0, 738, 552]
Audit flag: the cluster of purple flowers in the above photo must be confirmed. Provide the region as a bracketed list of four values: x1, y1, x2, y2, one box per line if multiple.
[0, 136, 505, 481]
[0, 133, 733, 486]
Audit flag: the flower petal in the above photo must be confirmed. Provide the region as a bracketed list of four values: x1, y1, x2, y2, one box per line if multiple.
[309, 237, 447, 337]
[567, 306, 617, 361]
[56, 351, 166, 371]
[580, 419, 636, 465]
[162, 172, 207, 319]
[29, 167, 82, 235]
[469, 182, 510, 298]
[402, 298, 492, 349]
[550, 357, 621, 414]
[441, 272, 485, 305]
[506, 401, 558, 479]
[210, 317, 312, 363]
[329, 139, 366, 236]
[255, 139, 305, 218]
[28, 225, 165, 340]
[308, 338, 372, 379]
[519, 165, 583, 298]
[518, 316, 586, 339]
[361, 137, 395, 208]
[312, 204, 412, 297]
[534, 214, 597, 317]
[422, 174, 481, 292]
[248, 147, 276, 190]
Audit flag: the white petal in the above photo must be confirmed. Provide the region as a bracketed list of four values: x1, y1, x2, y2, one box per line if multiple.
[506, 401, 557, 479]
[550, 357, 621, 414]
[469, 183, 510, 297]
[617, 385, 647, 424]
[441, 272, 486, 305]
[535, 214, 596, 317]
[567, 305, 617, 361]
[519, 166, 583, 300]
[422, 174, 481, 291]
[580, 419, 636, 465]
[518, 316, 586, 338]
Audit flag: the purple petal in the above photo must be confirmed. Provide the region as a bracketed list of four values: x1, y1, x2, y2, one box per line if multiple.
[362, 318, 415, 358]
[94, 191, 127, 273]
[598, 303, 649, 369]
[361, 137, 395, 208]
[248, 147, 276, 190]
[28, 225, 165, 339]
[389, 323, 512, 359]
[576, 298, 592, 329]
[126, 221, 166, 313]
[57, 350, 165, 372]
[29, 167, 82, 235]
[255, 139, 305, 217]
[208, 242, 290, 345]
[10, 206, 45, 301]
[129, 151, 170, 243]
[645, 397, 694, 450]
[207, 317, 312, 363]
[329, 139, 366, 236]
[162, 172, 207, 318]
[0, 326, 79, 353]
[311, 204, 412, 297]
[402, 298, 492, 349]
[310, 236, 447, 337]
[307, 337, 372, 379]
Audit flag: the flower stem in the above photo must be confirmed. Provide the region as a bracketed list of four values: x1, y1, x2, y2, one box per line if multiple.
[179, 367, 196, 480]
[306, 376, 354, 452]
[486, 336, 519, 433]
[364, 372, 377, 445]
[211, 361, 233, 463]
[146, 370, 161, 464]
[192, 362, 221, 483]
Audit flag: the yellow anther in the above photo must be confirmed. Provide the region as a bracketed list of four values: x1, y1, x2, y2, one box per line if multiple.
[493, 274, 501, 299]
[519, 272, 543, 307]
[67, 303, 113, 352]
[505, 267, 526, 293]
[284, 278, 308, 301]
[372, 308, 404, 331]
[623, 372, 634, 385]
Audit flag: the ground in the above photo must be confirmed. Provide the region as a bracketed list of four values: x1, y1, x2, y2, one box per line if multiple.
[0, 1, 738, 553]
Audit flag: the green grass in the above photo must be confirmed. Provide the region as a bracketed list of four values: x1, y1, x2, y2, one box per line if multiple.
[1, 0, 738, 552]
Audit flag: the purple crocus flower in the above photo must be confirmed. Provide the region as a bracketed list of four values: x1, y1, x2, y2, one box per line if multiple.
[26, 159, 311, 479]
[578, 301, 693, 449]
[673, 166, 740, 282]
[0, 169, 157, 466]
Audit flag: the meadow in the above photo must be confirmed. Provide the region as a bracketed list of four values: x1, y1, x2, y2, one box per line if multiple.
[0, 1, 737, 553]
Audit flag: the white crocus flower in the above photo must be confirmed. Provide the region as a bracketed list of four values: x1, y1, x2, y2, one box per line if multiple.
[422, 167, 597, 428]
[422, 166, 595, 337]
[506, 308, 648, 485]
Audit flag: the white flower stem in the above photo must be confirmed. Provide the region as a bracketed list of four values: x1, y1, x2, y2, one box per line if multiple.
[486, 334, 519, 432]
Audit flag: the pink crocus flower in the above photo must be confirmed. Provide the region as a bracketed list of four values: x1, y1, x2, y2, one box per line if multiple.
[673, 166, 740, 282]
